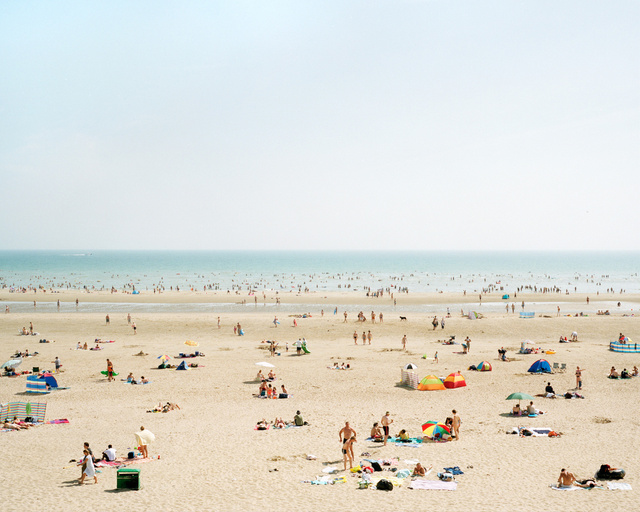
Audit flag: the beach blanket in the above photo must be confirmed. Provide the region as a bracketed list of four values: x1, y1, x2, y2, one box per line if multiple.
[607, 482, 632, 491]
[45, 419, 69, 424]
[408, 480, 457, 490]
[0, 402, 47, 423]
[550, 485, 582, 491]
[96, 340, 116, 343]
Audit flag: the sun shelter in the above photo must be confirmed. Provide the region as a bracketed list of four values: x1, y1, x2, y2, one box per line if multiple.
[176, 360, 189, 371]
[468, 311, 478, 320]
[38, 373, 59, 389]
[477, 361, 492, 372]
[422, 421, 452, 441]
[443, 373, 466, 389]
[0, 402, 47, 422]
[528, 359, 552, 374]
[401, 365, 419, 389]
[26, 375, 50, 394]
[417, 375, 445, 391]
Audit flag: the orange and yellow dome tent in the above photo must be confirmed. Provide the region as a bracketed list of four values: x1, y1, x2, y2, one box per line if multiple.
[417, 375, 445, 391]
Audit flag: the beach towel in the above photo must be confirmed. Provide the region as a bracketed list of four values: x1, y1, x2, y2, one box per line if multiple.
[443, 466, 464, 475]
[607, 482, 632, 490]
[45, 418, 69, 424]
[408, 480, 457, 490]
[550, 485, 582, 491]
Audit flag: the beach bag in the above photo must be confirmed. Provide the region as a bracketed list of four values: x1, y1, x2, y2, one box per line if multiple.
[128, 451, 135, 459]
[376, 479, 393, 491]
[371, 462, 383, 472]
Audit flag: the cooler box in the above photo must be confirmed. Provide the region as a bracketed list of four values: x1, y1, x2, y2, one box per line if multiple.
[117, 468, 141, 490]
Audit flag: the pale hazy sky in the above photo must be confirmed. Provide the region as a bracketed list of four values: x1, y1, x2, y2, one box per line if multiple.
[1, 1, 638, 250]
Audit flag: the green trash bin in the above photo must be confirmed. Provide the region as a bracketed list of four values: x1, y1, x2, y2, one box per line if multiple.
[117, 468, 141, 490]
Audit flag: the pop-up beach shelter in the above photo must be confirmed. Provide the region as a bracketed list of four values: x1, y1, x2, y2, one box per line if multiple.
[443, 373, 466, 389]
[417, 375, 445, 391]
[477, 361, 492, 372]
[176, 360, 189, 371]
[26, 375, 50, 394]
[528, 359, 552, 374]
[38, 373, 58, 389]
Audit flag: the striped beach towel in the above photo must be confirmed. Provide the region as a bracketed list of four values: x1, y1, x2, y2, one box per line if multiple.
[0, 402, 47, 422]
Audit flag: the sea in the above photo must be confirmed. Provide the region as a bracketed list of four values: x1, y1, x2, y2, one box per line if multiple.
[0, 251, 638, 314]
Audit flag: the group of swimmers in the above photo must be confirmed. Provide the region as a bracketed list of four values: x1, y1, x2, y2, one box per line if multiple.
[124, 373, 149, 384]
[328, 362, 351, 370]
[2, 416, 37, 430]
[608, 366, 638, 379]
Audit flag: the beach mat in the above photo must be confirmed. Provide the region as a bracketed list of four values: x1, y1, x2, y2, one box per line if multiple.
[408, 479, 457, 490]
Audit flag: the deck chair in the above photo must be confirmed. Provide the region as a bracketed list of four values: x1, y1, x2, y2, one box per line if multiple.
[559, 363, 567, 372]
[552, 362, 559, 371]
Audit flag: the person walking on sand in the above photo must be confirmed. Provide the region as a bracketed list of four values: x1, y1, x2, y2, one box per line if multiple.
[434, 351, 438, 363]
[432, 316, 438, 330]
[78, 449, 97, 484]
[367, 331, 372, 345]
[105, 314, 110, 325]
[452, 410, 461, 440]
[381, 412, 393, 446]
[52, 356, 61, 373]
[576, 366, 584, 389]
[217, 316, 221, 329]
[353, 331, 358, 345]
[402, 335, 407, 351]
[106, 359, 114, 382]
[344, 311, 348, 322]
[379, 312, 383, 323]
[273, 316, 278, 327]
[127, 313, 131, 324]
[132, 322, 137, 335]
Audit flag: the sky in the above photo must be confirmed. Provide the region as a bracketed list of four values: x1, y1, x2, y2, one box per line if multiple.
[1, 0, 638, 251]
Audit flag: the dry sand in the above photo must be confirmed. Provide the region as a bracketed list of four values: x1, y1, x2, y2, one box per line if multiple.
[1, 292, 639, 511]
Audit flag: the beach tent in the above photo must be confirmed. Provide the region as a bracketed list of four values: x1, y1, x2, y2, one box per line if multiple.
[502, 294, 510, 299]
[468, 311, 478, 320]
[477, 361, 492, 372]
[528, 359, 552, 374]
[176, 361, 189, 371]
[26, 375, 50, 394]
[417, 375, 445, 391]
[38, 373, 58, 389]
[403, 363, 418, 370]
[443, 373, 466, 389]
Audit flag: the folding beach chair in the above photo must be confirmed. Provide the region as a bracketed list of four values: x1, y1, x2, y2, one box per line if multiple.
[559, 363, 567, 372]
[552, 362, 559, 371]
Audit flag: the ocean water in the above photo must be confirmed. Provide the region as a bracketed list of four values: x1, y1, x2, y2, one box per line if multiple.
[0, 250, 638, 294]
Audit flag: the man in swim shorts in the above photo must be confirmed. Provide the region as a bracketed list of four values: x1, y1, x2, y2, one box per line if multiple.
[558, 468, 577, 488]
[339, 421, 356, 459]
[381, 412, 393, 446]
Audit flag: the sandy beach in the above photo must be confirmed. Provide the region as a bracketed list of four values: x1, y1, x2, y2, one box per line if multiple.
[1, 292, 639, 511]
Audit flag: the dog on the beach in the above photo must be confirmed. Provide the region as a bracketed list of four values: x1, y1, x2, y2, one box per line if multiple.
[399, 316, 407, 321]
